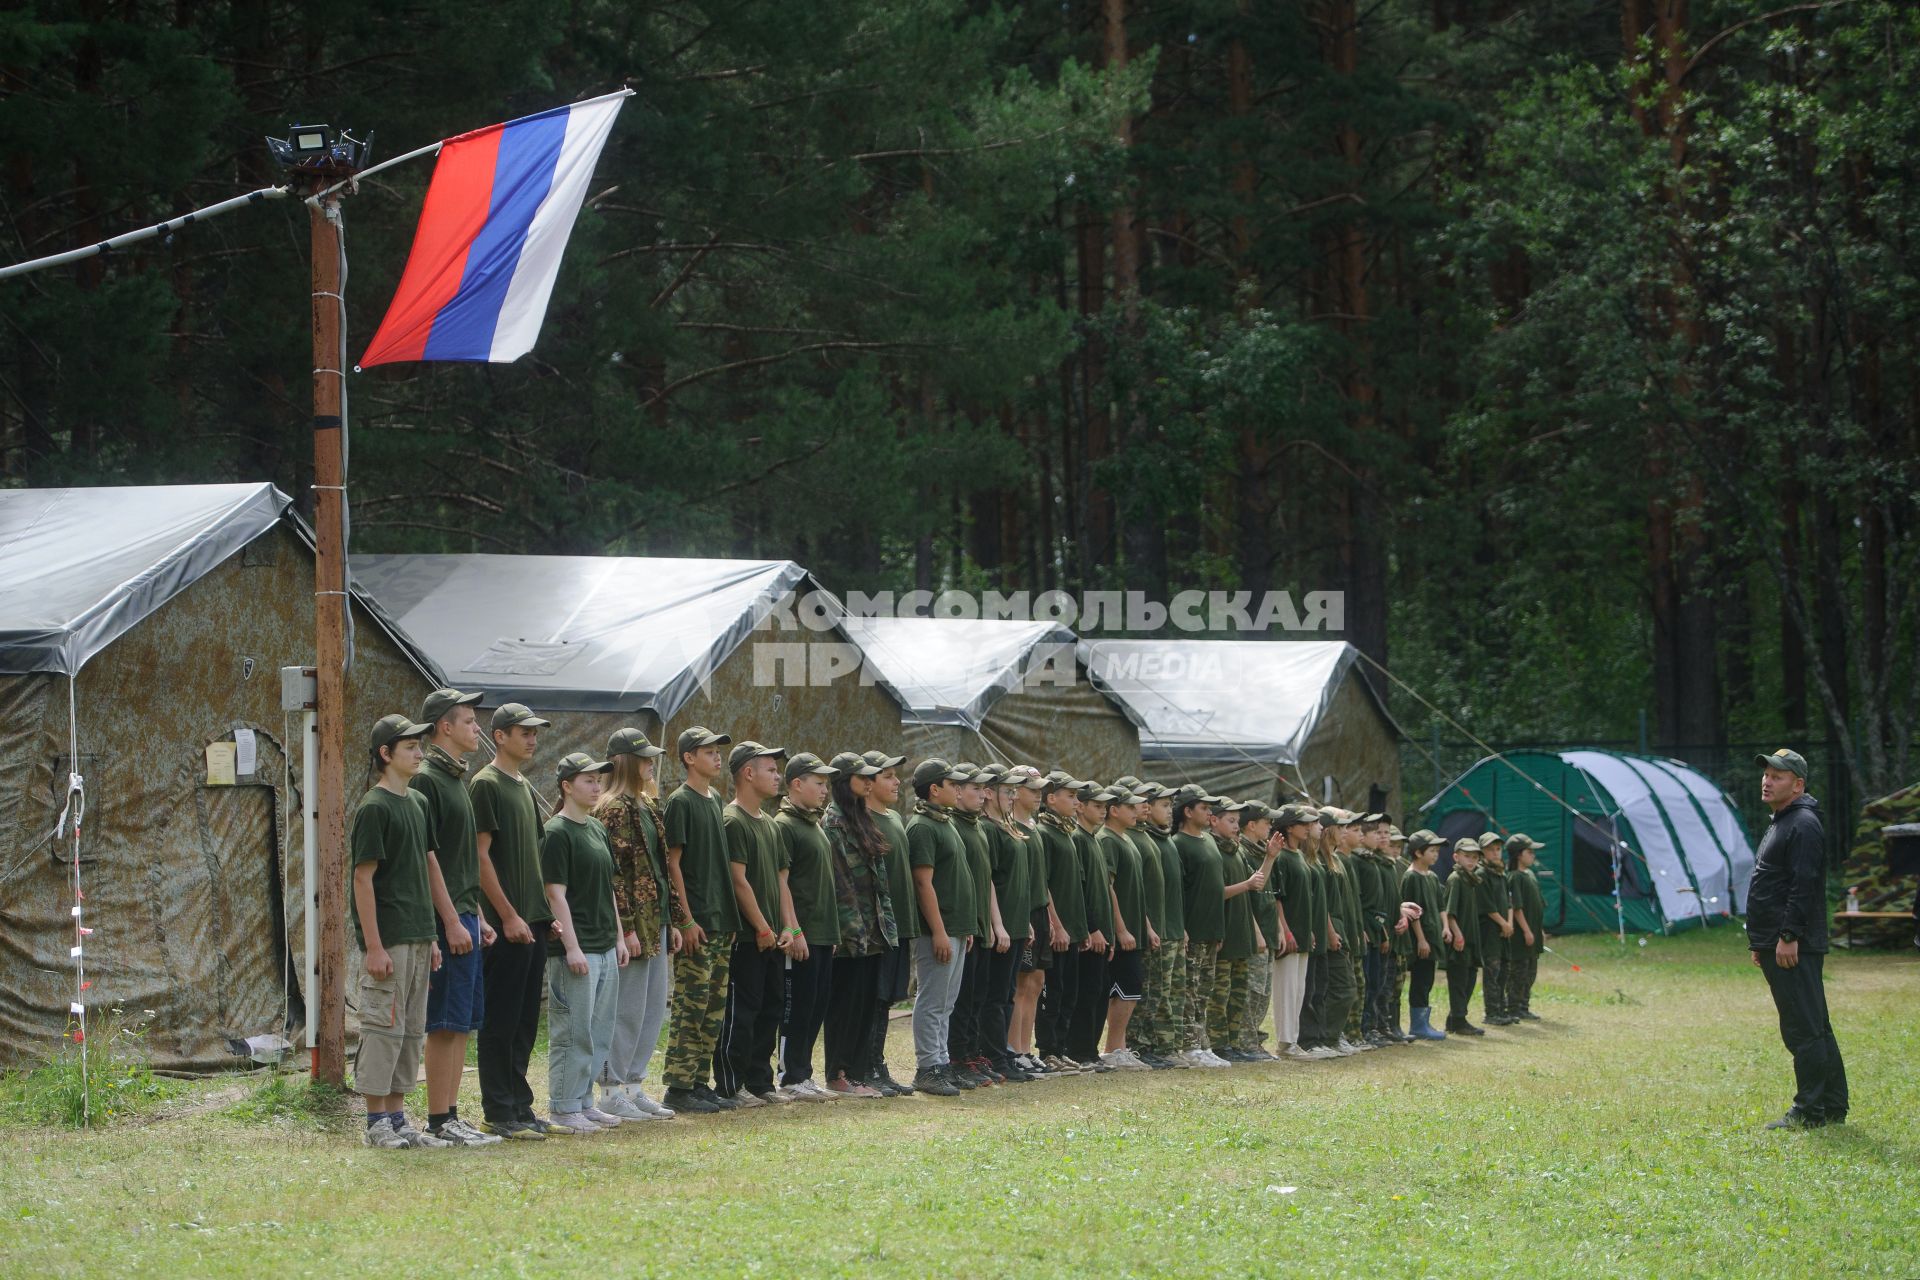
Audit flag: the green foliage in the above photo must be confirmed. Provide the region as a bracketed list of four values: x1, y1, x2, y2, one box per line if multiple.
[0, 1012, 179, 1129]
[220, 1075, 350, 1130]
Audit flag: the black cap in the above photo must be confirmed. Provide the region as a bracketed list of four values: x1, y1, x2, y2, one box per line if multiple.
[607, 727, 665, 759]
[783, 752, 836, 783]
[556, 752, 613, 781]
[911, 757, 969, 789]
[677, 725, 731, 757]
[829, 750, 878, 778]
[490, 702, 550, 732]
[421, 687, 484, 724]
[727, 741, 784, 775]
[370, 713, 432, 752]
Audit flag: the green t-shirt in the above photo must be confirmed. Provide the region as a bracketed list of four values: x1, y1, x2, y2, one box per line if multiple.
[987, 819, 1033, 940]
[953, 812, 994, 939]
[1511, 867, 1546, 950]
[1446, 868, 1481, 963]
[724, 802, 788, 933]
[1036, 816, 1085, 941]
[1147, 827, 1185, 939]
[409, 750, 479, 914]
[907, 808, 974, 938]
[1398, 865, 1445, 960]
[1177, 831, 1226, 943]
[1479, 866, 1512, 943]
[1129, 828, 1164, 937]
[468, 763, 551, 928]
[1304, 858, 1329, 955]
[1078, 825, 1114, 938]
[663, 783, 740, 935]
[541, 813, 617, 956]
[1330, 853, 1365, 948]
[774, 806, 840, 946]
[1274, 844, 1313, 949]
[1218, 838, 1256, 961]
[1017, 820, 1049, 919]
[874, 807, 919, 943]
[349, 786, 436, 949]
[1241, 838, 1281, 951]
[1102, 827, 1145, 942]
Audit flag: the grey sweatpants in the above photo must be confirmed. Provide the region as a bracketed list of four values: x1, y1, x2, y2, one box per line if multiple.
[600, 928, 671, 1089]
[911, 935, 964, 1072]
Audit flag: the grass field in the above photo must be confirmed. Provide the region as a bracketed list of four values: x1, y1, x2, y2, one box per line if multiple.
[3, 927, 1914, 1278]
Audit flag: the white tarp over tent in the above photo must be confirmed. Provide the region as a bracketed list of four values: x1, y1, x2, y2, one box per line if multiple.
[841, 617, 1075, 727]
[1624, 755, 1749, 913]
[352, 553, 823, 718]
[0, 483, 290, 675]
[1563, 750, 1713, 924]
[1079, 639, 1355, 763]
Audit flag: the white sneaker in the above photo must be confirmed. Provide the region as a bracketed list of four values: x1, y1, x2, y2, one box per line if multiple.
[1121, 1049, 1153, 1071]
[794, 1080, 836, 1102]
[598, 1092, 650, 1121]
[1285, 1044, 1313, 1060]
[390, 1117, 452, 1148]
[1202, 1049, 1233, 1068]
[551, 1111, 602, 1134]
[441, 1116, 504, 1146]
[731, 1089, 768, 1109]
[362, 1121, 409, 1149]
[582, 1105, 625, 1128]
[763, 1087, 797, 1104]
[629, 1088, 675, 1118]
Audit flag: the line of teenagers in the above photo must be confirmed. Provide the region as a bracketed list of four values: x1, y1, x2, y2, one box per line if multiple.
[346, 692, 1556, 1147]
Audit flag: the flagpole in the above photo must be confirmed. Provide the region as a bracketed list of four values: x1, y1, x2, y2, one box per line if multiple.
[309, 173, 351, 1087]
[0, 186, 288, 282]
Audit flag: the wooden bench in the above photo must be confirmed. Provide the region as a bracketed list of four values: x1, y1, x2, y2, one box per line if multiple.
[1833, 910, 1914, 948]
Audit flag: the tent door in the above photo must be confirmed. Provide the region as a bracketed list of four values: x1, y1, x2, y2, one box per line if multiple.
[194, 780, 293, 1042]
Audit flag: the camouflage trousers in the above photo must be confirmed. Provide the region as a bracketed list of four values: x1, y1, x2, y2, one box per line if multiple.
[1184, 942, 1218, 1049]
[1242, 949, 1272, 1050]
[1150, 940, 1188, 1056]
[662, 932, 731, 1091]
[1385, 949, 1407, 1032]
[1482, 944, 1509, 1021]
[1510, 945, 1540, 1014]
[1344, 951, 1365, 1040]
[1208, 956, 1249, 1050]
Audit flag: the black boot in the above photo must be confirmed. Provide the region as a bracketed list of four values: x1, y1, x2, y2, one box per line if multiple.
[869, 1015, 912, 1095]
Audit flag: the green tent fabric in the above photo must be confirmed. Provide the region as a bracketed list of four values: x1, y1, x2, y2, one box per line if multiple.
[1421, 749, 1757, 935]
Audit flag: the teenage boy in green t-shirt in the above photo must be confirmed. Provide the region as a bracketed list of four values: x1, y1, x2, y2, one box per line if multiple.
[472, 702, 555, 1139]
[1442, 839, 1485, 1036]
[1033, 772, 1088, 1074]
[948, 763, 1001, 1087]
[1505, 834, 1547, 1021]
[775, 752, 842, 1099]
[351, 713, 448, 1149]
[907, 758, 973, 1096]
[718, 741, 795, 1107]
[1098, 789, 1152, 1070]
[660, 726, 739, 1114]
[861, 749, 916, 1095]
[1478, 832, 1517, 1025]
[408, 687, 501, 1146]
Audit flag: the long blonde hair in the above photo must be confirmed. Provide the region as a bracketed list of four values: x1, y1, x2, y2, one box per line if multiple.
[596, 753, 658, 815]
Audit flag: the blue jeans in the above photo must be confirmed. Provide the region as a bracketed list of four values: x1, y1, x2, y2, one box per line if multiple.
[546, 948, 618, 1113]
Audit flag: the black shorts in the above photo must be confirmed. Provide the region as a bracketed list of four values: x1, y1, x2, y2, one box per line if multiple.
[1019, 907, 1053, 972]
[1107, 948, 1145, 1001]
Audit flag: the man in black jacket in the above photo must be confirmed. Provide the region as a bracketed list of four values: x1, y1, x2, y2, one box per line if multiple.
[1747, 749, 1848, 1129]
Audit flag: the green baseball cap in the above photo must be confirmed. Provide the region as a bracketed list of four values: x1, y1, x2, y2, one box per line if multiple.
[1388, 825, 1407, 843]
[421, 687, 484, 724]
[1171, 784, 1210, 807]
[727, 740, 784, 775]
[971, 764, 1008, 787]
[1756, 748, 1808, 778]
[912, 757, 969, 789]
[830, 750, 878, 778]
[1362, 812, 1388, 825]
[1043, 769, 1079, 792]
[490, 702, 550, 732]
[783, 751, 836, 783]
[1110, 775, 1143, 793]
[1477, 831, 1503, 849]
[1239, 801, 1272, 824]
[607, 727, 665, 759]
[677, 725, 731, 757]
[1406, 828, 1442, 850]
[861, 749, 906, 771]
[369, 713, 432, 752]
[1453, 838, 1482, 854]
[556, 751, 613, 781]
[951, 761, 982, 783]
[1504, 833, 1545, 854]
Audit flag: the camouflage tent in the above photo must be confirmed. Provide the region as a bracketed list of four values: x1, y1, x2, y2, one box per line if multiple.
[1841, 781, 1920, 947]
[1078, 639, 1404, 815]
[0, 484, 436, 1069]
[351, 554, 912, 792]
[841, 617, 1142, 781]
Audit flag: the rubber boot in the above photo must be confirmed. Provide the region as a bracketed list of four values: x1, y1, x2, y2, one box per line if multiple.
[1410, 1007, 1446, 1040]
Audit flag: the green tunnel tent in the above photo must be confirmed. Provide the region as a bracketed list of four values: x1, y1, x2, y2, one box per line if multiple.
[1421, 749, 1756, 934]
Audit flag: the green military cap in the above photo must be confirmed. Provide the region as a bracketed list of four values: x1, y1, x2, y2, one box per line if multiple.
[1362, 812, 1388, 825]
[491, 702, 550, 732]
[1505, 833, 1545, 853]
[676, 724, 730, 756]
[829, 750, 879, 777]
[727, 740, 784, 775]
[1239, 801, 1272, 823]
[556, 751, 613, 781]
[972, 764, 1008, 787]
[607, 727, 665, 759]
[911, 757, 969, 789]
[951, 761, 985, 784]
[1453, 837, 1482, 854]
[1274, 803, 1314, 828]
[1477, 831, 1503, 849]
[1171, 784, 1211, 807]
[1110, 775, 1143, 793]
[1405, 828, 1442, 849]
[862, 749, 906, 770]
[1069, 779, 1104, 797]
[783, 751, 837, 783]
[421, 687, 483, 724]
[1003, 765, 1048, 790]
[1755, 748, 1808, 778]
[1319, 806, 1355, 826]
[1044, 769, 1079, 791]
[1133, 781, 1167, 800]
[369, 712, 432, 752]
[1087, 787, 1121, 804]
[1388, 825, 1407, 843]
[1111, 789, 1148, 806]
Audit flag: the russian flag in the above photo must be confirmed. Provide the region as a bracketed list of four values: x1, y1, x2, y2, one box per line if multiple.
[359, 89, 629, 369]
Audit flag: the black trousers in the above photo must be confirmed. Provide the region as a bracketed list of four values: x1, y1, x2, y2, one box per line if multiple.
[1759, 950, 1849, 1120]
[716, 939, 782, 1096]
[779, 943, 835, 1085]
[867, 941, 911, 1082]
[1445, 955, 1479, 1027]
[477, 937, 545, 1123]
[985, 939, 1021, 1065]
[1068, 948, 1111, 1062]
[951, 941, 989, 1062]
[1408, 955, 1436, 1009]
[1362, 946, 1386, 1031]
[1300, 952, 1329, 1048]
[824, 950, 881, 1082]
[1036, 948, 1079, 1057]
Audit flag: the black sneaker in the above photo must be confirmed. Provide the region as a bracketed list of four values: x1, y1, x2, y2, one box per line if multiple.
[873, 1064, 914, 1096]
[662, 1086, 719, 1115]
[913, 1068, 961, 1097]
[1765, 1110, 1824, 1130]
[865, 1075, 901, 1098]
[949, 1065, 979, 1090]
[696, 1084, 739, 1111]
[1459, 1021, 1486, 1036]
[1517, 1010, 1542, 1021]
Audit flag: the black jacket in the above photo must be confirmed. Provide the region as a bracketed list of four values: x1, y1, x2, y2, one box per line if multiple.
[1745, 794, 1827, 952]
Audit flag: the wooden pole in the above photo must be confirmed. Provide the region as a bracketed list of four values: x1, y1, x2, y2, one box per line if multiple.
[309, 180, 349, 1086]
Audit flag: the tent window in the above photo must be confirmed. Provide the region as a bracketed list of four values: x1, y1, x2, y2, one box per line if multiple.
[1572, 815, 1650, 900]
[47, 753, 103, 864]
